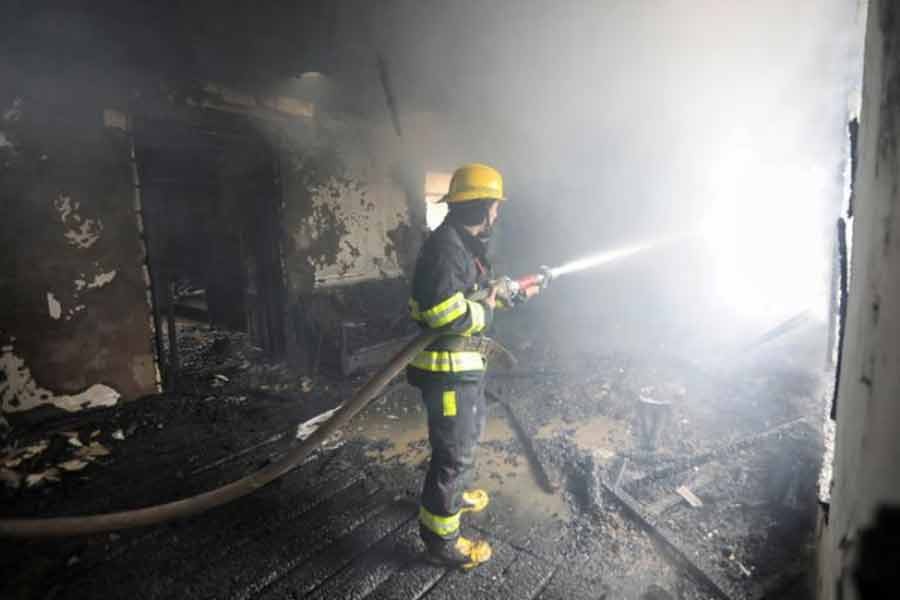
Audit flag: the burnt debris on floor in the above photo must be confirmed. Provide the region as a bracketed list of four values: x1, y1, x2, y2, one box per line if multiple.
[1, 314, 828, 599]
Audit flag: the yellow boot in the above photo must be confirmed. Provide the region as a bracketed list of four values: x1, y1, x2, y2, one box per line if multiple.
[424, 535, 493, 570]
[461, 489, 490, 513]
[454, 536, 493, 570]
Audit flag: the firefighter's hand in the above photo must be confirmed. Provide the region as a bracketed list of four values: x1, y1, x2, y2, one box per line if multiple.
[484, 284, 499, 309]
[522, 285, 541, 301]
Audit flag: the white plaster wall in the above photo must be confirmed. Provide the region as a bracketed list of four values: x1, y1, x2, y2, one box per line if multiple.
[818, 2, 900, 598]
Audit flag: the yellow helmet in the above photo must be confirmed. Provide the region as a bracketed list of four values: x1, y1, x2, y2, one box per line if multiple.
[442, 163, 506, 204]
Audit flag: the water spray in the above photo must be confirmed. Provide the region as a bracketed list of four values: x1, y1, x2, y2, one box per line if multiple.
[548, 241, 655, 279]
[493, 232, 692, 303]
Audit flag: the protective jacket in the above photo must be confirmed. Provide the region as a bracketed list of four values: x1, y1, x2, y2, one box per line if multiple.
[407, 219, 495, 383]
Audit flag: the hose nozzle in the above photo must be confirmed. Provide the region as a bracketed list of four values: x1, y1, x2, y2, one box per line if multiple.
[538, 265, 553, 289]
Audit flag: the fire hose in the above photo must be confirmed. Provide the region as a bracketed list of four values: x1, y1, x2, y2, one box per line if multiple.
[0, 271, 552, 539]
[0, 227, 675, 540]
[0, 331, 441, 539]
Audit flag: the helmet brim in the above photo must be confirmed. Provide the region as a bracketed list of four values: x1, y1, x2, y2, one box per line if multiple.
[440, 190, 507, 204]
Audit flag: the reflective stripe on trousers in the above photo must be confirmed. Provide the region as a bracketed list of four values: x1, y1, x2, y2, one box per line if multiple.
[418, 506, 461, 537]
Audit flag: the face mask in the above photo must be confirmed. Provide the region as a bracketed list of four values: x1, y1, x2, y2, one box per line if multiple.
[477, 222, 493, 243]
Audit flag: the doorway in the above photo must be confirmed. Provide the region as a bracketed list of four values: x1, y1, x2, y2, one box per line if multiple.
[133, 112, 287, 390]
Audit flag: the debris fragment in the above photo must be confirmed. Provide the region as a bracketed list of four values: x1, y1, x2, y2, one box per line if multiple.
[59, 459, 90, 472]
[22, 440, 49, 459]
[300, 377, 314, 393]
[296, 406, 342, 440]
[62, 432, 84, 447]
[77, 441, 111, 458]
[111, 429, 125, 441]
[25, 468, 61, 488]
[676, 485, 704, 508]
[2, 440, 51, 468]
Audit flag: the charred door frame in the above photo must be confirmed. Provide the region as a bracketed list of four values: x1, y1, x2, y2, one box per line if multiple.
[236, 139, 288, 357]
[131, 111, 288, 388]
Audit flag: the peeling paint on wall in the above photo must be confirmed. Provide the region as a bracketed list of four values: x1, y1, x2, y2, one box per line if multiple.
[292, 175, 406, 285]
[75, 269, 117, 291]
[66, 304, 87, 321]
[65, 221, 103, 249]
[46, 292, 62, 320]
[41, 264, 119, 324]
[1, 342, 121, 413]
[54, 194, 104, 249]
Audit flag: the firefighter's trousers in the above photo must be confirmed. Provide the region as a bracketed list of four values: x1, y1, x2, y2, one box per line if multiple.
[414, 377, 486, 544]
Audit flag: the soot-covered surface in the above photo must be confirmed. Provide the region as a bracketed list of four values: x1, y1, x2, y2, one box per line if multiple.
[1, 321, 826, 600]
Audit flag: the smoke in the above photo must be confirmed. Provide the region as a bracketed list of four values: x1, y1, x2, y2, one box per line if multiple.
[374, 0, 864, 358]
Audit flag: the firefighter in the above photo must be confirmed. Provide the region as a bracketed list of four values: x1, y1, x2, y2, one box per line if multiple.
[408, 163, 514, 569]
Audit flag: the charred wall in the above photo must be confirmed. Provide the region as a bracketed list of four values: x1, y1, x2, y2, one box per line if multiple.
[275, 114, 430, 371]
[0, 73, 159, 415]
[0, 0, 459, 405]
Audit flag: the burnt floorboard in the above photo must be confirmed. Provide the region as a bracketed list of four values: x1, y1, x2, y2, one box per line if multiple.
[2, 323, 827, 600]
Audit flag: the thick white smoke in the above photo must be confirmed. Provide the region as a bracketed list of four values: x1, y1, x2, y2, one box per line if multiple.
[372, 0, 864, 352]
